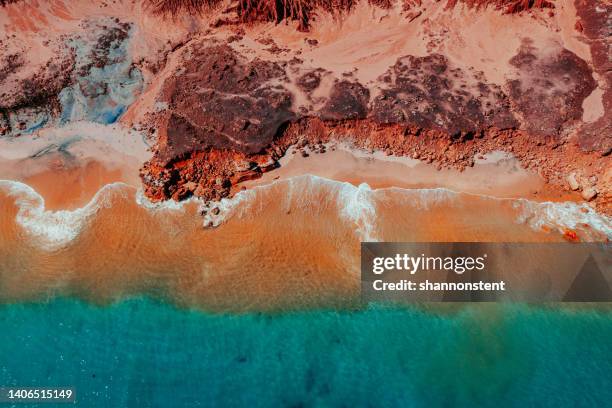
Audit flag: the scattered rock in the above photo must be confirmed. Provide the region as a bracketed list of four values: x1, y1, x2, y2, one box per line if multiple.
[184, 181, 197, 191]
[566, 173, 580, 191]
[137, 33, 610, 214]
[581, 187, 597, 201]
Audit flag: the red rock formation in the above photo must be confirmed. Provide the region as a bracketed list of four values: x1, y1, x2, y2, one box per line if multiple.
[445, 0, 554, 14]
[573, 0, 612, 156]
[1, 0, 608, 212]
[371, 54, 517, 137]
[139, 36, 609, 213]
[145, 0, 556, 30]
[508, 41, 596, 138]
[153, 44, 294, 161]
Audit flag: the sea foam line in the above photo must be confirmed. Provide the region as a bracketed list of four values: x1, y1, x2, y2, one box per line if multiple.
[1, 180, 122, 251]
[0, 180, 193, 251]
[202, 175, 379, 241]
[381, 183, 612, 239]
[2, 175, 611, 251]
[513, 199, 612, 239]
[206, 175, 612, 241]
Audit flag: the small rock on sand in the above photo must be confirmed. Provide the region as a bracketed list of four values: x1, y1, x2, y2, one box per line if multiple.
[566, 173, 580, 191]
[581, 187, 597, 201]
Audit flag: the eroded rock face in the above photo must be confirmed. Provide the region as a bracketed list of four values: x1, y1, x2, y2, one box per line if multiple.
[0, 0, 608, 213]
[140, 39, 609, 207]
[508, 42, 596, 137]
[155, 44, 294, 163]
[371, 54, 518, 137]
[142, 49, 525, 201]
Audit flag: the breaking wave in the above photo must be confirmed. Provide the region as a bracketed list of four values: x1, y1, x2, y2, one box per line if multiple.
[0, 180, 127, 251]
[514, 199, 612, 237]
[202, 176, 378, 241]
[1, 175, 611, 252]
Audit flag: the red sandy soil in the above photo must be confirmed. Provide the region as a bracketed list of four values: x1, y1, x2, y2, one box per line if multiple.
[1, 0, 610, 213]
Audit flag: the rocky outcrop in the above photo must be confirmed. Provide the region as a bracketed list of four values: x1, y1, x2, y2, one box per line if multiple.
[148, 0, 556, 30]
[0, 39, 74, 135]
[319, 80, 370, 121]
[574, 0, 612, 156]
[139, 34, 609, 211]
[508, 41, 596, 138]
[1, 0, 608, 212]
[154, 44, 294, 162]
[371, 54, 518, 137]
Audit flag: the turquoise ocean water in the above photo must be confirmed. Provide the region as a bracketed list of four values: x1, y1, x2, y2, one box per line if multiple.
[1, 298, 611, 407]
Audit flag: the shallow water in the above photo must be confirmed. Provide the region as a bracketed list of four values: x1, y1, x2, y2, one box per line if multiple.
[1, 298, 611, 407]
[1, 174, 610, 311]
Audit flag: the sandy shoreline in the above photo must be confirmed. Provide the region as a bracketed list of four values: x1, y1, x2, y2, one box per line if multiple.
[0, 123, 585, 212]
[0, 122, 150, 209]
[1, 131, 611, 307]
[243, 143, 579, 203]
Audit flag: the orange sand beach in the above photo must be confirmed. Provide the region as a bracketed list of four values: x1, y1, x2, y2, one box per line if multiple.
[1, 125, 610, 311]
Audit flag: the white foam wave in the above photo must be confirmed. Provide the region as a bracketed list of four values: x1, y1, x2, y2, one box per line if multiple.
[384, 186, 457, 209]
[135, 188, 197, 212]
[287, 175, 378, 241]
[0, 180, 128, 251]
[338, 181, 377, 241]
[514, 200, 612, 240]
[201, 175, 379, 240]
[382, 184, 611, 240]
[204, 175, 612, 241]
[2, 175, 610, 251]
[0, 180, 197, 251]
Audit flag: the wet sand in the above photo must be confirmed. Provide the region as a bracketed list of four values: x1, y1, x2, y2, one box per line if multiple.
[20, 157, 133, 210]
[0, 122, 149, 209]
[0, 0, 609, 315]
[245, 143, 578, 202]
